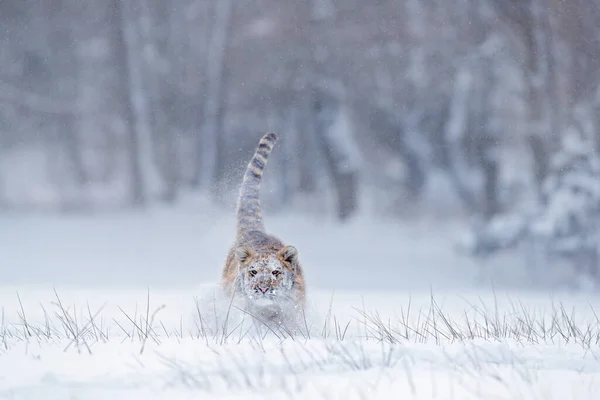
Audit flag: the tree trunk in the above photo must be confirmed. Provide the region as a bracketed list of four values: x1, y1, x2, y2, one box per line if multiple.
[313, 89, 360, 220]
[472, 60, 500, 219]
[445, 66, 479, 212]
[194, 0, 232, 191]
[113, 0, 146, 206]
[489, 0, 554, 201]
[524, 0, 553, 199]
[297, 88, 320, 194]
[62, 114, 87, 187]
[147, 1, 180, 204]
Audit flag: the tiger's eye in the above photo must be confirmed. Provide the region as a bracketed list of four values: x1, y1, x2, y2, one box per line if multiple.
[272, 270, 281, 277]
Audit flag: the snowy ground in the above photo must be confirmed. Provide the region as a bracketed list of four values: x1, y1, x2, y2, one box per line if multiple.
[1, 204, 599, 399]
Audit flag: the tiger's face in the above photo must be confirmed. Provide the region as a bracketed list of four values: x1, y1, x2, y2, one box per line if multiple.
[235, 245, 299, 305]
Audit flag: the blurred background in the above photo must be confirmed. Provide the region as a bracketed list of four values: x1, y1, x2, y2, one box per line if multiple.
[1, 0, 600, 288]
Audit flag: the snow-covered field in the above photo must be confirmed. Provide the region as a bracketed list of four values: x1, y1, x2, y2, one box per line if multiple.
[1, 204, 599, 399]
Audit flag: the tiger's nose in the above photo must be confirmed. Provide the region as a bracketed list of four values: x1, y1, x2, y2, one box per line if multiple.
[258, 286, 269, 294]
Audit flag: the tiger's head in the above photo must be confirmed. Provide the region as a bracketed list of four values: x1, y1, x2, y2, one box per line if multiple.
[235, 244, 299, 305]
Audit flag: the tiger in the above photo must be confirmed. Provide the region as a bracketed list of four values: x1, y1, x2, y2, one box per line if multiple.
[220, 132, 306, 325]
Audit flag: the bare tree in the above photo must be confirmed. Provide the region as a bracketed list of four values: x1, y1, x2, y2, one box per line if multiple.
[112, 0, 147, 206]
[141, 0, 181, 203]
[308, 1, 361, 220]
[489, 0, 556, 197]
[313, 83, 361, 220]
[195, 0, 233, 192]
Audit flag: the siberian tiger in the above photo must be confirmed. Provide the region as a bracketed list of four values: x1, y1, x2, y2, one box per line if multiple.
[220, 132, 306, 324]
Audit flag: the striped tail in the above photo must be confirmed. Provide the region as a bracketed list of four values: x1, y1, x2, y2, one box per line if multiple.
[236, 132, 278, 235]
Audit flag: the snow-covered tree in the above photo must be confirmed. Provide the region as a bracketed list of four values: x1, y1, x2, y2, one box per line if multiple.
[531, 129, 600, 280]
[465, 128, 600, 285]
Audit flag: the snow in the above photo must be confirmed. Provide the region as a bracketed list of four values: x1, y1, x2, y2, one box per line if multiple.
[1, 204, 599, 399]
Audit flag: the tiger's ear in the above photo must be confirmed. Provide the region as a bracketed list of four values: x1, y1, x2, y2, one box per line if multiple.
[235, 246, 254, 264]
[278, 245, 298, 265]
